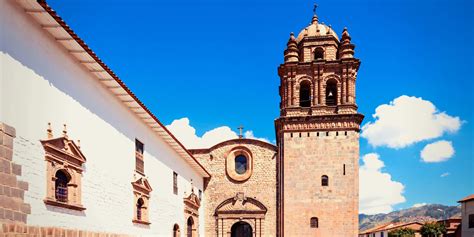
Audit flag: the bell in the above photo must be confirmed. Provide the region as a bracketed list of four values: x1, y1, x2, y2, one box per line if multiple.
[328, 91, 333, 97]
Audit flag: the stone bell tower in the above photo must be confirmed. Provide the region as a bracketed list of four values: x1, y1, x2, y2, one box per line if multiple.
[275, 6, 364, 237]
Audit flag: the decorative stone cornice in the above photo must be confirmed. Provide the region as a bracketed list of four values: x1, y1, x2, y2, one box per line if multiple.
[276, 113, 364, 133]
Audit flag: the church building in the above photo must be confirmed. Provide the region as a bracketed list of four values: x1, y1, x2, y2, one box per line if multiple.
[1, 0, 363, 236]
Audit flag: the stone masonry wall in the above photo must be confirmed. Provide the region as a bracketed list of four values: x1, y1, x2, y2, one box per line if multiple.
[283, 130, 359, 237]
[1, 222, 132, 236]
[191, 139, 277, 237]
[0, 122, 31, 225]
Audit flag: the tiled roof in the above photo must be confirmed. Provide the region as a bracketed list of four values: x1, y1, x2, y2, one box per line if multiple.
[458, 194, 474, 203]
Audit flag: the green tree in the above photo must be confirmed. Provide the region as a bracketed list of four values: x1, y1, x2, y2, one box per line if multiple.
[388, 227, 416, 237]
[420, 222, 446, 237]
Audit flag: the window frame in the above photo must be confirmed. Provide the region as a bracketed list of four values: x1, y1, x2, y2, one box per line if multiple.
[135, 139, 145, 175]
[173, 172, 178, 195]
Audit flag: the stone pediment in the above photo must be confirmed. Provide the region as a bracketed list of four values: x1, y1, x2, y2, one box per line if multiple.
[41, 124, 86, 171]
[131, 176, 152, 195]
[184, 192, 200, 210]
[215, 193, 267, 215]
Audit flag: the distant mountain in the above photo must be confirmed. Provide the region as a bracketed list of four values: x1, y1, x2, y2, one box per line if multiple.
[359, 204, 461, 231]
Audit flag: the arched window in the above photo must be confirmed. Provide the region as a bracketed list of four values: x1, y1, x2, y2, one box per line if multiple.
[299, 81, 311, 107]
[321, 175, 329, 186]
[187, 217, 194, 237]
[325, 80, 337, 106]
[314, 48, 324, 60]
[55, 170, 70, 202]
[235, 155, 248, 175]
[136, 198, 144, 220]
[310, 217, 319, 228]
[173, 224, 180, 237]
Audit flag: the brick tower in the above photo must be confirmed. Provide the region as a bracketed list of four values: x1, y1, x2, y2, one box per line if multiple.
[275, 7, 364, 237]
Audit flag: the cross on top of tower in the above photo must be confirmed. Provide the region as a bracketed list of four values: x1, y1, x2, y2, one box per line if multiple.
[312, 3, 319, 24]
[238, 125, 244, 139]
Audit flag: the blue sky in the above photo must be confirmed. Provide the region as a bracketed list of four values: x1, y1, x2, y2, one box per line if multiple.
[48, 0, 473, 214]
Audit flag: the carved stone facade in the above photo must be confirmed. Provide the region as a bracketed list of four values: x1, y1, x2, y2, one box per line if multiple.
[41, 124, 86, 211]
[275, 9, 363, 237]
[184, 191, 200, 237]
[190, 139, 277, 237]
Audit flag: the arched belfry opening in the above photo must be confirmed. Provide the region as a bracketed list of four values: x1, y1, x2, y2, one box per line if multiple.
[325, 79, 337, 106]
[314, 47, 324, 60]
[299, 80, 311, 107]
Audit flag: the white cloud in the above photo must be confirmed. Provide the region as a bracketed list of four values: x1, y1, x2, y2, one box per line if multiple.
[361, 96, 461, 148]
[440, 172, 450, 178]
[412, 203, 427, 208]
[166, 117, 270, 149]
[244, 130, 271, 143]
[420, 140, 455, 163]
[360, 153, 406, 215]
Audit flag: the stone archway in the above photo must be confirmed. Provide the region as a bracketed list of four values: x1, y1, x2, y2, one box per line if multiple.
[231, 221, 253, 237]
[214, 192, 267, 237]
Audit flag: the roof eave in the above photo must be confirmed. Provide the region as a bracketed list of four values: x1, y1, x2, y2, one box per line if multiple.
[16, 0, 210, 178]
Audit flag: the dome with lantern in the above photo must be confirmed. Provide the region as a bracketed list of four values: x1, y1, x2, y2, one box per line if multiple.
[296, 15, 339, 42]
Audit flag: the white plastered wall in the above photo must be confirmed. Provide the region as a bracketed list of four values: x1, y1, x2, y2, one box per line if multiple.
[0, 1, 205, 236]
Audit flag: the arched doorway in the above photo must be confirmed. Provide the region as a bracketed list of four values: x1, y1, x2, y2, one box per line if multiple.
[187, 217, 194, 237]
[173, 224, 180, 237]
[231, 221, 253, 237]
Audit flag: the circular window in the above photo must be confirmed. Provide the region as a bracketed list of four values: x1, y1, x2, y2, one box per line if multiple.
[226, 147, 253, 182]
[235, 155, 248, 174]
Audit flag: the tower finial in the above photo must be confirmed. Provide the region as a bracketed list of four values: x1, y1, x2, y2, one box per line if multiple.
[47, 122, 53, 139]
[311, 3, 319, 24]
[62, 124, 68, 139]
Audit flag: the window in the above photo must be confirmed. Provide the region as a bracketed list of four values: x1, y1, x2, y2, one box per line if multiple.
[226, 148, 253, 182]
[321, 175, 329, 186]
[310, 217, 318, 228]
[55, 170, 69, 203]
[469, 214, 474, 228]
[299, 81, 311, 107]
[41, 123, 86, 211]
[314, 47, 324, 60]
[381, 232, 384, 237]
[235, 155, 248, 175]
[135, 139, 144, 174]
[173, 172, 178, 195]
[343, 164, 346, 175]
[136, 198, 144, 220]
[325, 79, 337, 106]
[131, 177, 152, 225]
[198, 190, 202, 200]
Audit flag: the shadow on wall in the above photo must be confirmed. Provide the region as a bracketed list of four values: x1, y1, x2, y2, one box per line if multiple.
[0, 2, 197, 180]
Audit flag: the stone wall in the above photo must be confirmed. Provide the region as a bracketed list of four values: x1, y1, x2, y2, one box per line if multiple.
[282, 130, 359, 236]
[1, 222, 131, 237]
[191, 139, 277, 237]
[0, 122, 31, 224]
